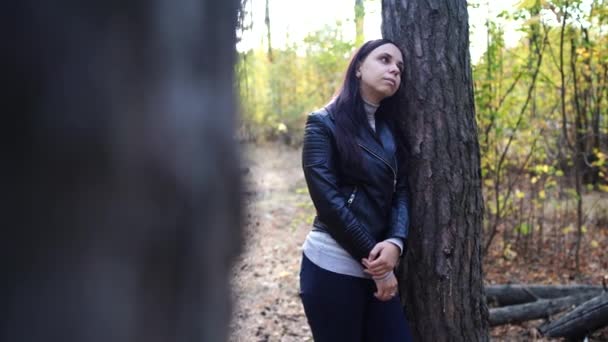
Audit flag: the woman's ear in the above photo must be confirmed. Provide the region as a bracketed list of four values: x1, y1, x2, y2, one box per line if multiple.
[355, 62, 362, 78]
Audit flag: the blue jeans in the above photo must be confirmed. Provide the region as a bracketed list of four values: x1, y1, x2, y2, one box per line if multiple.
[299, 253, 413, 342]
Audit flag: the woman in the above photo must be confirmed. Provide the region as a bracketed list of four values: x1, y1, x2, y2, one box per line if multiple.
[299, 39, 413, 341]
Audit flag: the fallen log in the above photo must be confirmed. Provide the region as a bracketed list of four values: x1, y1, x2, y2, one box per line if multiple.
[489, 292, 599, 326]
[539, 292, 608, 339]
[486, 284, 603, 306]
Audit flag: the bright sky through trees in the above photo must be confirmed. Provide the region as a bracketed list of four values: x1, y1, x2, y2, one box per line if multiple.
[237, 0, 524, 63]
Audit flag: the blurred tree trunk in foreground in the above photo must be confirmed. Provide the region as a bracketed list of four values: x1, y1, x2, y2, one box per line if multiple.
[2, 1, 242, 341]
[382, 0, 489, 340]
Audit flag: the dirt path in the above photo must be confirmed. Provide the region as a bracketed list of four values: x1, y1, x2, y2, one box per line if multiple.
[230, 144, 313, 342]
[229, 143, 608, 341]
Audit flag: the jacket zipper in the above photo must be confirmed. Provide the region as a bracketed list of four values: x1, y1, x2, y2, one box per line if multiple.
[347, 186, 358, 207]
[358, 143, 397, 192]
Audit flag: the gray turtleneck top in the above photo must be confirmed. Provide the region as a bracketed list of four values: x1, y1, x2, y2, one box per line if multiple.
[302, 100, 404, 278]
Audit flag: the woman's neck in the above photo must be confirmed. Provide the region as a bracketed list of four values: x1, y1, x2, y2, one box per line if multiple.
[361, 94, 380, 107]
[363, 98, 379, 132]
[362, 98, 379, 116]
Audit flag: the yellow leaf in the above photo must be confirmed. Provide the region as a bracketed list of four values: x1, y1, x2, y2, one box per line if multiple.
[277, 122, 288, 133]
[531, 176, 538, 184]
[503, 243, 518, 261]
[591, 240, 599, 248]
[539, 190, 546, 199]
[516, 190, 525, 199]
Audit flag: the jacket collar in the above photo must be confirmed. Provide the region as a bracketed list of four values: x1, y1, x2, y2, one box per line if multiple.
[357, 117, 397, 172]
[323, 105, 397, 172]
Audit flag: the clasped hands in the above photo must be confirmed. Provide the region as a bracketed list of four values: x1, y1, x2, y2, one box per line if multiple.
[362, 240, 400, 302]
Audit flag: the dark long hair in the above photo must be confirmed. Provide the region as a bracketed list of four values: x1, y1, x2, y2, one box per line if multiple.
[328, 39, 408, 174]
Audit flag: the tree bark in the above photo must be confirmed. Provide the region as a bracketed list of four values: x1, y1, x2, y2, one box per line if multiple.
[539, 292, 608, 339]
[489, 292, 599, 326]
[486, 284, 604, 307]
[2, 1, 242, 342]
[355, 0, 365, 46]
[265, 0, 273, 61]
[381, 1, 488, 341]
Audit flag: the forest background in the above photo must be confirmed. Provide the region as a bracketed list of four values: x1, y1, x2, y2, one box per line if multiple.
[231, 0, 608, 340]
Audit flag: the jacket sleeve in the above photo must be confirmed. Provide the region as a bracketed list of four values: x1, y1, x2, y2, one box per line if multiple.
[302, 113, 377, 262]
[386, 154, 410, 253]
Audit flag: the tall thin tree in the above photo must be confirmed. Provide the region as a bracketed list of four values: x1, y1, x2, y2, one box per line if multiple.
[381, 0, 489, 340]
[265, 0, 273, 61]
[355, 0, 365, 46]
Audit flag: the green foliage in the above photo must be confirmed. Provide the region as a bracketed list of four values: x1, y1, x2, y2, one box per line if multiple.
[515, 223, 531, 235]
[236, 1, 608, 260]
[475, 0, 608, 257]
[236, 23, 354, 144]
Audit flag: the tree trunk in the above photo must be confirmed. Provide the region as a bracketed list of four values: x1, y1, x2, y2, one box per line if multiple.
[355, 0, 365, 46]
[381, 1, 488, 341]
[265, 0, 273, 61]
[486, 284, 604, 307]
[570, 35, 586, 275]
[489, 292, 599, 326]
[539, 292, 608, 339]
[2, 1, 242, 342]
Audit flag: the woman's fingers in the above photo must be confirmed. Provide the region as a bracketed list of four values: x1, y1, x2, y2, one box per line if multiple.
[365, 268, 389, 278]
[364, 241, 400, 277]
[374, 287, 392, 301]
[367, 250, 398, 269]
[365, 257, 392, 274]
[363, 258, 391, 276]
[368, 243, 384, 260]
[366, 257, 388, 268]
[366, 268, 390, 277]
[375, 288, 396, 301]
[362, 258, 383, 267]
[373, 273, 398, 301]
[368, 261, 390, 272]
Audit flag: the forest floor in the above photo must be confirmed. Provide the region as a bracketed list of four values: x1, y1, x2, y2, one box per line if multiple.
[229, 143, 608, 342]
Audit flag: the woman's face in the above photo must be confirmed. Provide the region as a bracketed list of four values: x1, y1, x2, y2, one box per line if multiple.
[356, 43, 404, 105]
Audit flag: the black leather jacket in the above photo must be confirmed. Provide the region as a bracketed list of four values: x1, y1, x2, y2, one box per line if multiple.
[301, 105, 410, 263]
